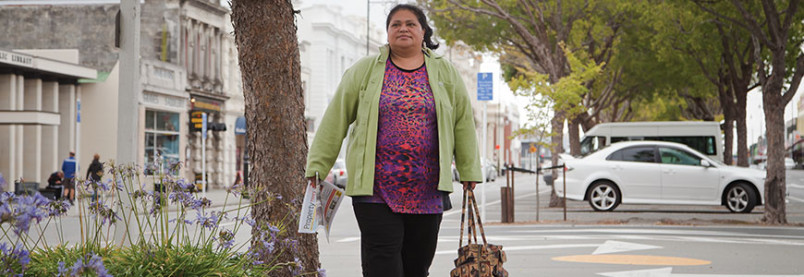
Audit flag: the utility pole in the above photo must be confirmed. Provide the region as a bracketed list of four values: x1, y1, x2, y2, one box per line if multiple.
[115, 0, 141, 244]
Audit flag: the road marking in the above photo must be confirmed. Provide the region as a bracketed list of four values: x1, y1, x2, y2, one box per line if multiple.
[593, 240, 662, 255]
[598, 267, 804, 277]
[443, 190, 549, 217]
[554, 254, 710, 266]
[788, 195, 804, 203]
[788, 183, 804, 190]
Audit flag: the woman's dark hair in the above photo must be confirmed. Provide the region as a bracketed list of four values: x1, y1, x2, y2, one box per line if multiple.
[386, 4, 440, 50]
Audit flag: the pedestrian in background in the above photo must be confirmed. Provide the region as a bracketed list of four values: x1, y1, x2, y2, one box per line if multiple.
[47, 171, 64, 200]
[86, 153, 104, 202]
[61, 151, 77, 204]
[305, 4, 481, 277]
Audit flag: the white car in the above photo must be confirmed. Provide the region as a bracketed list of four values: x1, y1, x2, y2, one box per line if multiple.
[555, 141, 765, 213]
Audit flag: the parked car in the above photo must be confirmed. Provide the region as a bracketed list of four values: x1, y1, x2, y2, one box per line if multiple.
[554, 141, 765, 213]
[453, 159, 497, 182]
[327, 159, 347, 188]
[482, 159, 497, 182]
[754, 157, 795, 170]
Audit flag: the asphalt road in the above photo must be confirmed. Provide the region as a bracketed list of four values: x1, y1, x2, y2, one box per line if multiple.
[5, 169, 804, 276]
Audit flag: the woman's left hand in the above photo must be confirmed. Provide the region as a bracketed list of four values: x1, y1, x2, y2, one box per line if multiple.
[461, 181, 477, 191]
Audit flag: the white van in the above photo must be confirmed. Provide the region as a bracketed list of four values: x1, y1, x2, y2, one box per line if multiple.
[579, 121, 723, 161]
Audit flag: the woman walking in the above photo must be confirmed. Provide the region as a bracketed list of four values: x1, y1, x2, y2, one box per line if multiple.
[305, 4, 481, 277]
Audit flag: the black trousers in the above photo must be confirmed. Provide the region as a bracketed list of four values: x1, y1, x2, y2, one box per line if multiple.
[353, 202, 443, 277]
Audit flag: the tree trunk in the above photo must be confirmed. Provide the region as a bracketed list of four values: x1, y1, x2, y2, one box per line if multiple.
[568, 115, 581, 156]
[718, 79, 735, 166]
[549, 111, 565, 207]
[762, 85, 787, 224]
[722, 118, 734, 165]
[734, 88, 749, 167]
[231, 1, 321, 275]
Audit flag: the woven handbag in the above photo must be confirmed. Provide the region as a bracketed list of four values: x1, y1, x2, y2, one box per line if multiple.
[450, 189, 508, 277]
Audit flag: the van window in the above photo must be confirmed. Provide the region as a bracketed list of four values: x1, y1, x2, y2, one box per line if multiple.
[609, 136, 715, 156]
[580, 136, 606, 156]
[647, 136, 715, 156]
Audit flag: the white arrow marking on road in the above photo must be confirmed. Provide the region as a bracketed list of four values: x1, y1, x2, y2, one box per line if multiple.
[598, 267, 804, 277]
[593, 240, 662, 255]
[598, 267, 672, 277]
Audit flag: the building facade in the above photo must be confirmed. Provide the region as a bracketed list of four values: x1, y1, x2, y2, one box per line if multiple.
[0, 0, 243, 189]
[0, 49, 96, 186]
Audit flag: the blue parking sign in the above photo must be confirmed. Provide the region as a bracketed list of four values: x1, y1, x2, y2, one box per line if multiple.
[477, 73, 493, 101]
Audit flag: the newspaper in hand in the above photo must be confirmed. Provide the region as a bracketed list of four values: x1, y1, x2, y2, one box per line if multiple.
[297, 178, 345, 242]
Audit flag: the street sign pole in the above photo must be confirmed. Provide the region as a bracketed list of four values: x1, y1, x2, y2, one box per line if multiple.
[202, 112, 207, 198]
[477, 72, 493, 223]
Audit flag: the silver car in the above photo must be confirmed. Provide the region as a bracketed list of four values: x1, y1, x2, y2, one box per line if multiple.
[327, 159, 347, 188]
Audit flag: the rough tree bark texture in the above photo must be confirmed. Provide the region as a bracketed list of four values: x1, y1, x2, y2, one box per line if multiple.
[230, 0, 321, 274]
[762, 86, 787, 224]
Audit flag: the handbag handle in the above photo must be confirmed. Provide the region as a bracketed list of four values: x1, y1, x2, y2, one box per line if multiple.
[458, 188, 488, 248]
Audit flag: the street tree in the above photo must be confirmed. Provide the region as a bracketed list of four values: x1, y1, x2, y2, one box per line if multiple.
[649, 1, 757, 167]
[423, 0, 599, 206]
[230, 0, 321, 274]
[697, 0, 804, 224]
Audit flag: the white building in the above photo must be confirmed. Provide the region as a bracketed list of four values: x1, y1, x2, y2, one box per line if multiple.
[296, 4, 384, 142]
[0, 49, 97, 186]
[0, 0, 244, 189]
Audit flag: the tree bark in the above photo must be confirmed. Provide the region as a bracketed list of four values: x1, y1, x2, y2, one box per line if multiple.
[231, 0, 321, 274]
[549, 111, 565, 207]
[734, 88, 750, 167]
[762, 90, 787, 224]
[568, 115, 582, 156]
[722, 119, 734, 165]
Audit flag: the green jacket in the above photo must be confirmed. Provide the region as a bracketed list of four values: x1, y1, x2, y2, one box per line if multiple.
[305, 45, 482, 196]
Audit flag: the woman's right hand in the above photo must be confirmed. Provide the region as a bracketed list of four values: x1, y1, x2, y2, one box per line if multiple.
[306, 177, 318, 188]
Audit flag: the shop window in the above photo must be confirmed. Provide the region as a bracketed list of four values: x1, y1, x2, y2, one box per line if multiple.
[145, 110, 180, 175]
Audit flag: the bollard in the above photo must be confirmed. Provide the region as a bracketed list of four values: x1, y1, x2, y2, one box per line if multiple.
[501, 167, 515, 223]
[536, 167, 540, 221]
[563, 164, 567, 221]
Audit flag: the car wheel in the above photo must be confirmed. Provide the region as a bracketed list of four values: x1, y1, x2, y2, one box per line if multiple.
[587, 181, 621, 212]
[725, 183, 756, 213]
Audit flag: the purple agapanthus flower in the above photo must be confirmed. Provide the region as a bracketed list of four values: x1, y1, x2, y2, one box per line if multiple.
[218, 229, 235, 249]
[13, 193, 51, 235]
[0, 242, 30, 276]
[57, 261, 67, 276]
[47, 199, 72, 217]
[176, 179, 194, 191]
[0, 173, 7, 192]
[88, 200, 120, 226]
[195, 211, 220, 230]
[69, 253, 112, 277]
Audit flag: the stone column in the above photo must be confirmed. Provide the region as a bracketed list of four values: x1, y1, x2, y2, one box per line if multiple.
[15, 75, 24, 181]
[41, 81, 59, 182]
[58, 85, 76, 171]
[0, 74, 16, 183]
[23, 78, 42, 184]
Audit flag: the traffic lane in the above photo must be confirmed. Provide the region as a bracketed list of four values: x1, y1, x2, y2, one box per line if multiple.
[431, 225, 804, 276]
[787, 168, 804, 202]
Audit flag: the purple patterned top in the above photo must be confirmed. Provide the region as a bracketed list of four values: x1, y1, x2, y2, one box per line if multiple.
[352, 58, 443, 214]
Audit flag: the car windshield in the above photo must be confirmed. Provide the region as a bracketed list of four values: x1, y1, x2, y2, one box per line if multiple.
[580, 136, 606, 157]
